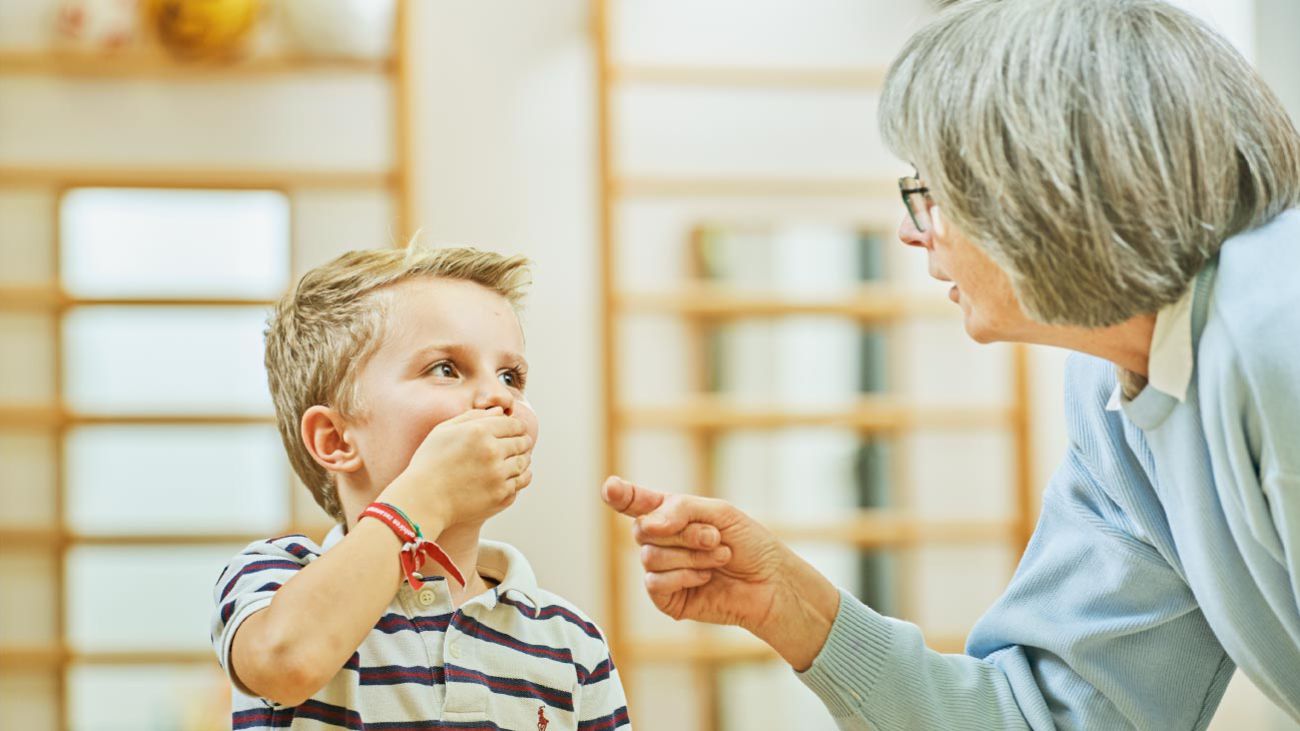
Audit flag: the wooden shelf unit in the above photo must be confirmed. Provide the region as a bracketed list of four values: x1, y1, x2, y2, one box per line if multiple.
[594, 3, 1035, 729]
[0, 4, 415, 728]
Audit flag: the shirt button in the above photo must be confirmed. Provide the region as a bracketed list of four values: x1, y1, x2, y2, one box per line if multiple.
[417, 589, 436, 607]
[449, 643, 462, 659]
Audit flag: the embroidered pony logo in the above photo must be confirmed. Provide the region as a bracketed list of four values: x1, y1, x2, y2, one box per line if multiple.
[537, 706, 550, 730]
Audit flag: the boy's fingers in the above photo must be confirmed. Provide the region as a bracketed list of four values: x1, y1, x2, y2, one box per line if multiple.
[645, 568, 712, 595]
[482, 415, 527, 438]
[633, 520, 719, 550]
[601, 476, 665, 518]
[500, 435, 533, 457]
[449, 407, 504, 424]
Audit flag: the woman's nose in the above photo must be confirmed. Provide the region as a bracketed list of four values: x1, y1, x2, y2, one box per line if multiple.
[898, 213, 932, 250]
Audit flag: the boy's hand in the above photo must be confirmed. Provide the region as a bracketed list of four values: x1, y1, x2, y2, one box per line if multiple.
[380, 407, 533, 535]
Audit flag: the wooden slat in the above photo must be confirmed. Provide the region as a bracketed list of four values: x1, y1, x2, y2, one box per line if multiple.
[0, 409, 274, 427]
[0, 526, 334, 548]
[0, 50, 391, 78]
[0, 647, 216, 668]
[770, 514, 1014, 547]
[617, 395, 1014, 431]
[611, 64, 886, 89]
[617, 286, 954, 321]
[612, 176, 897, 198]
[0, 286, 275, 310]
[625, 632, 966, 664]
[0, 166, 396, 190]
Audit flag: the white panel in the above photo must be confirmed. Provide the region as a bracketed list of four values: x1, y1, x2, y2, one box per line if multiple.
[0, 75, 391, 170]
[893, 318, 1012, 407]
[0, 189, 56, 284]
[719, 661, 839, 731]
[66, 545, 245, 652]
[614, 0, 934, 68]
[911, 543, 1014, 637]
[63, 306, 272, 414]
[0, 430, 58, 528]
[0, 312, 56, 405]
[617, 86, 889, 179]
[68, 664, 229, 731]
[60, 188, 289, 299]
[617, 315, 694, 404]
[904, 430, 1013, 521]
[291, 189, 397, 278]
[66, 425, 288, 535]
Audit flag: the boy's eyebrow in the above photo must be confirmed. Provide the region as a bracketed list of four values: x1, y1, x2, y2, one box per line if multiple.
[409, 342, 528, 368]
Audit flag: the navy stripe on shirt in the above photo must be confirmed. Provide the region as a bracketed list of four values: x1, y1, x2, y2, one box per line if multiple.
[577, 706, 631, 731]
[444, 665, 574, 712]
[498, 595, 603, 640]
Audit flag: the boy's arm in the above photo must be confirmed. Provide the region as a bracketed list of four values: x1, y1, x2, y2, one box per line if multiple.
[229, 518, 406, 706]
[576, 636, 632, 730]
[219, 408, 532, 707]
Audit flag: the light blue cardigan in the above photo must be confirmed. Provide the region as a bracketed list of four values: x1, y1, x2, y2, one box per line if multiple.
[798, 210, 1300, 729]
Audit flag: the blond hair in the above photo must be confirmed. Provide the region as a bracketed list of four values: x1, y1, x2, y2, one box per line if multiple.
[264, 245, 532, 523]
[880, 0, 1300, 326]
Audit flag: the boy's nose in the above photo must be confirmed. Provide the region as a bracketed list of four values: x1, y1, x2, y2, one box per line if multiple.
[473, 382, 514, 415]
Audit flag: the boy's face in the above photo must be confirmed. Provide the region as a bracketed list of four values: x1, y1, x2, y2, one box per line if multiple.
[346, 276, 539, 496]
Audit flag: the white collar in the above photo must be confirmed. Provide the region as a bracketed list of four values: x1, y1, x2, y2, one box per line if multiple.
[1106, 282, 1196, 411]
[321, 524, 544, 610]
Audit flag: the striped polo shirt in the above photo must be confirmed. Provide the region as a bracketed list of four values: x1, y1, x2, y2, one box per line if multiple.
[211, 526, 631, 730]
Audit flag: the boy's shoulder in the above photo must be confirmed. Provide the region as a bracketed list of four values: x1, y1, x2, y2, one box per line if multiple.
[479, 540, 612, 655]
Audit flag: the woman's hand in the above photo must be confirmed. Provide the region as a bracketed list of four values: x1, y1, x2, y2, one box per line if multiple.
[601, 476, 842, 671]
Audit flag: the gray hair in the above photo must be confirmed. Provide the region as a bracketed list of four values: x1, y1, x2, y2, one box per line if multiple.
[880, 0, 1300, 326]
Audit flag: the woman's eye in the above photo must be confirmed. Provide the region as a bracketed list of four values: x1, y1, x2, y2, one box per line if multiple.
[430, 362, 457, 378]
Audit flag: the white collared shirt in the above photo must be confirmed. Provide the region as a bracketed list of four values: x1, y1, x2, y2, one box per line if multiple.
[1106, 283, 1197, 411]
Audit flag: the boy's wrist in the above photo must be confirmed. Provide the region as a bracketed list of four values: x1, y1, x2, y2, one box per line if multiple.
[375, 476, 450, 540]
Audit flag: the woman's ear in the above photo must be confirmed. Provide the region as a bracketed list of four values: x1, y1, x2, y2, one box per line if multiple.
[301, 405, 363, 475]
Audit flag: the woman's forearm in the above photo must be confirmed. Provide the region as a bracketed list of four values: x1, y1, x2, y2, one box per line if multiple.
[751, 548, 842, 671]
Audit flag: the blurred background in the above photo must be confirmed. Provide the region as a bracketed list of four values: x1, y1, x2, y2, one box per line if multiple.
[0, 0, 1297, 729]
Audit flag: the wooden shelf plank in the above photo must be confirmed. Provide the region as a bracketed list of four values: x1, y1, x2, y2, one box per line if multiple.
[0, 646, 216, 668]
[0, 408, 275, 427]
[0, 286, 276, 310]
[0, 50, 392, 78]
[617, 286, 954, 321]
[0, 166, 397, 190]
[612, 176, 897, 199]
[611, 64, 887, 89]
[0, 526, 334, 548]
[617, 395, 1014, 431]
[625, 632, 965, 664]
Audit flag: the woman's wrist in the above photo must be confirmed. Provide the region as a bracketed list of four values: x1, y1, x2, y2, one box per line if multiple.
[751, 549, 842, 672]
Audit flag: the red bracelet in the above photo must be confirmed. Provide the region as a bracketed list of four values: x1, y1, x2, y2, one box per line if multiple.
[360, 502, 465, 591]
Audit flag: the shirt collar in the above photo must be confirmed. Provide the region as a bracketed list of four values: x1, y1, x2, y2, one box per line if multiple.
[320, 525, 543, 611]
[1106, 282, 1196, 411]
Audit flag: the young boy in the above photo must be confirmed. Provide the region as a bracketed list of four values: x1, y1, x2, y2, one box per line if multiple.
[210, 245, 630, 730]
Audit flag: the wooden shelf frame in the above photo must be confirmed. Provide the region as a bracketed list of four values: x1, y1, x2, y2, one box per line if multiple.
[0, 50, 393, 78]
[0, 5, 417, 728]
[594, 3, 1036, 728]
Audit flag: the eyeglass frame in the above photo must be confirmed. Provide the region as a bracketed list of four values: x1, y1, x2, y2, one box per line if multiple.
[898, 176, 933, 233]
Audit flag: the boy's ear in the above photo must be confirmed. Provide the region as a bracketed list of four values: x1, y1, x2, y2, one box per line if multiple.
[301, 405, 363, 474]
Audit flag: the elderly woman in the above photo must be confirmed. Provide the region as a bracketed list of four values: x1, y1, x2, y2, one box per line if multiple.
[601, 0, 1300, 728]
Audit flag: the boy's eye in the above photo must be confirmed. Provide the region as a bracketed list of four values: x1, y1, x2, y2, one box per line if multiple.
[499, 370, 524, 389]
[429, 362, 457, 378]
